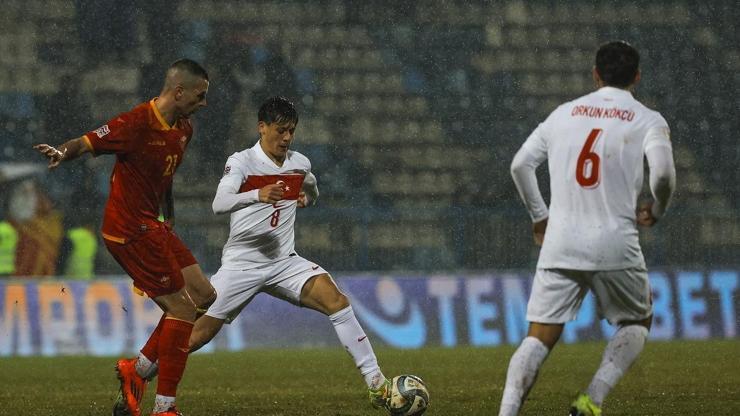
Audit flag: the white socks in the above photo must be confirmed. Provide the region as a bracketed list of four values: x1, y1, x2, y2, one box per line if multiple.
[152, 394, 175, 413]
[499, 336, 550, 416]
[329, 306, 385, 389]
[586, 325, 648, 406]
[136, 353, 159, 380]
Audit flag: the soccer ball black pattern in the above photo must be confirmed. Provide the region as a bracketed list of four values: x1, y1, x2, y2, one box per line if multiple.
[387, 374, 429, 416]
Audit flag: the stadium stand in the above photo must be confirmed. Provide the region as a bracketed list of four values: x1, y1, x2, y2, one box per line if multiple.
[0, 0, 737, 274]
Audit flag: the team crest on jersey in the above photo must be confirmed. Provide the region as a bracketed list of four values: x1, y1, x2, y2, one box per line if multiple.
[93, 125, 110, 138]
[223, 165, 231, 176]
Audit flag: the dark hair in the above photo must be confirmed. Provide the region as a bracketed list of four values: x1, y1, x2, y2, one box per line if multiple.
[595, 41, 639, 88]
[169, 58, 209, 81]
[258, 96, 298, 125]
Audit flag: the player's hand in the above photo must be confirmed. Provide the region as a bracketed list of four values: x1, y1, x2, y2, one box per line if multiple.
[297, 191, 309, 208]
[33, 144, 66, 169]
[637, 202, 657, 227]
[259, 183, 285, 204]
[532, 218, 548, 246]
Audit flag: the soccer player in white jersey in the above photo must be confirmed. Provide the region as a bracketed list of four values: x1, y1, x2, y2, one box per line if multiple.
[127, 96, 394, 412]
[499, 41, 676, 416]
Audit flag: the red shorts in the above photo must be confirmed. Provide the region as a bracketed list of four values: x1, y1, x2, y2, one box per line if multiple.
[104, 228, 198, 298]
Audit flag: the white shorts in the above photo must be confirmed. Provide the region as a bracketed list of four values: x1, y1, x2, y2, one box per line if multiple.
[526, 268, 652, 325]
[206, 254, 327, 323]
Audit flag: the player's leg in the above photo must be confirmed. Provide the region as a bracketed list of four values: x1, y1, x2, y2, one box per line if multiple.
[149, 288, 197, 415]
[498, 322, 562, 416]
[188, 315, 225, 352]
[499, 269, 587, 416]
[297, 273, 390, 408]
[107, 230, 197, 416]
[182, 264, 217, 313]
[186, 267, 263, 352]
[134, 314, 167, 380]
[570, 268, 653, 416]
[172, 229, 217, 315]
[125, 234, 217, 382]
[105, 238, 158, 416]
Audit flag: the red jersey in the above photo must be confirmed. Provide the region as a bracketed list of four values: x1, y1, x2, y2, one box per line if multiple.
[83, 99, 193, 243]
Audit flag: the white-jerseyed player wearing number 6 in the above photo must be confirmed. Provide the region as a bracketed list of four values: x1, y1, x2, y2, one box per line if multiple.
[501, 41, 676, 416]
[125, 96, 394, 413]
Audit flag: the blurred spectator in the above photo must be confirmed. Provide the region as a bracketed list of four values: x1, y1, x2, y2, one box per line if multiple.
[57, 221, 98, 280]
[57, 190, 99, 279]
[216, 33, 265, 154]
[253, 43, 298, 105]
[8, 179, 63, 277]
[0, 219, 17, 276]
[0, 190, 18, 276]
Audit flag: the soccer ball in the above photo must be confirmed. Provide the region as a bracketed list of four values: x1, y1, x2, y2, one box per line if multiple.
[387, 374, 429, 416]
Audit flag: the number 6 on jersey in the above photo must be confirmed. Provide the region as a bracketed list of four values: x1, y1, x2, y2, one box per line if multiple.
[576, 128, 603, 188]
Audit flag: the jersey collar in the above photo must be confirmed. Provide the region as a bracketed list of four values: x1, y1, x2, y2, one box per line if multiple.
[252, 140, 281, 166]
[597, 86, 634, 99]
[252, 140, 292, 168]
[149, 98, 173, 131]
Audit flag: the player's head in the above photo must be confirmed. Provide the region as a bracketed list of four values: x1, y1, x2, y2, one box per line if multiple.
[258, 96, 299, 126]
[162, 58, 209, 117]
[257, 96, 298, 162]
[594, 41, 640, 89]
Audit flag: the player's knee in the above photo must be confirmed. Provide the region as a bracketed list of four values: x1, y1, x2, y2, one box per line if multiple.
[168, 298, 197, 322]
[197, 288, 217, 311]
[527, 322, 563, 349]
[325, 292, 350, 314]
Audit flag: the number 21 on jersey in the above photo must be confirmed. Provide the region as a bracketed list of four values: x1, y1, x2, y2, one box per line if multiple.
[576, 128, 603, 188]
[163, 154, 178, 176]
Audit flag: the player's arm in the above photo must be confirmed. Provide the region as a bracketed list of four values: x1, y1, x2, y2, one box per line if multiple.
[212, 158, 285, 215]
[33, 136, 92, 169]
[162, 183, 175, 228]
[639, 127, 676, 226]
[298, 171, 319, 208]
[510, 126, 549, 244]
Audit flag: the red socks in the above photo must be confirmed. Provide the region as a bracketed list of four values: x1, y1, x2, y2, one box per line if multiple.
[140, 314, 167, 362]
[156, 317, 194, 397]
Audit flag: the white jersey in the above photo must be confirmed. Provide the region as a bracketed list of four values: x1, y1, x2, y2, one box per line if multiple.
[214, 142, 312, 269]
[514, 87, 672, 270]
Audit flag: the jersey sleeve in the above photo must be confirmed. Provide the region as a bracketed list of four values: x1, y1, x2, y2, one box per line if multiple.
[643, 113, 671, 154]
[302, 171, 319, 206]
[83, 110, 144, 155]
[212, 154, 260, 214]
[511, 124, 550, 222]
[644, 113, 675, 219]
[519, 123, 549, 160]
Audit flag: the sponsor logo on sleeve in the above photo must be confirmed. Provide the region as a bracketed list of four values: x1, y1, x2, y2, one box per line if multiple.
[223, 165, 231, 176]
[93, 125, 110, 138]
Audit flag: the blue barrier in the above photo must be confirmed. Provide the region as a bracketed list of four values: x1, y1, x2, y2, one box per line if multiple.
[0, 270, 737, 356]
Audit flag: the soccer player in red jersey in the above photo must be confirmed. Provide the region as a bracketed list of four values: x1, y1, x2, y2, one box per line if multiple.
[34, 59, 216, 416]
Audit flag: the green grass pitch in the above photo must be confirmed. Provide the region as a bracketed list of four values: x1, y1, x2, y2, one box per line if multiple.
[0, 340, 738, 415]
